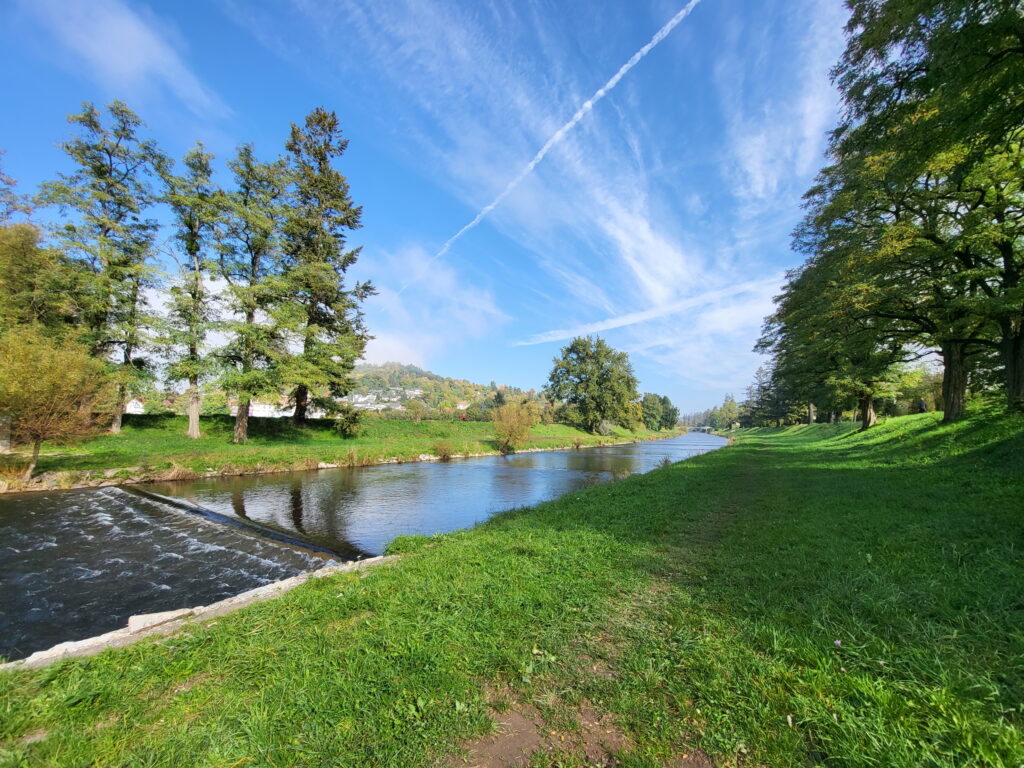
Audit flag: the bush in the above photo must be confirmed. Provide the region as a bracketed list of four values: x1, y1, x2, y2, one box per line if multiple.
[334, 405, 362, 437]
[492, 402, 538, 454]
[432, 440, 455, 461]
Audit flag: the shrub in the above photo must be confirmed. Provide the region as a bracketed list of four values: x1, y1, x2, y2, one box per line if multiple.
[432, 440, 455, 461]
[334, 405, 362, 437]
[492, 402, 538, 454]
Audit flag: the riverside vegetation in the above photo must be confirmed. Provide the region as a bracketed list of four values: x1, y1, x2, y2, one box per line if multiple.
[0, 407, 1020, 766]
[0, 413, 679, 492]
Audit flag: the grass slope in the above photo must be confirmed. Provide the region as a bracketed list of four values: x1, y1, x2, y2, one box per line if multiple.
[1, 414, 673, 483]
[0, 409, 1021, 766]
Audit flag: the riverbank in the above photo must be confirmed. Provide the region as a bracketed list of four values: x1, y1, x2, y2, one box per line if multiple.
[1, 408, 1021, 766]
[0, 415, 683, 494]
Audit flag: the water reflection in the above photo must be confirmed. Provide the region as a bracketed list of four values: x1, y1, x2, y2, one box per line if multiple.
[148, 433, 727, 557]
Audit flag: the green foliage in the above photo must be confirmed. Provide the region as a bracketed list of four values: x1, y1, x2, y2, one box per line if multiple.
[640, 393, 664, 431]
[278, 107, 374, 421]
[431, 439, 455, 461]
[215, 144, 290, 441]
[752, 3, 1024, 422]
[658, 394, 679, 429]
[37, 101, 162, 417]
[333, 404, 361, 438]
[491, 401, 538, 453]
[0, 224, 85, 337]
[404, 399, 427, 423]
[0, 327, 112, 478]
[546, 336, 639, 433]
[0, 151, 31, 223]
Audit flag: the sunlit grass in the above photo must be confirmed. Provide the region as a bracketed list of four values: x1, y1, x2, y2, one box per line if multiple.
[0, 414, 675, 478]
[0, 407, 1020, 766]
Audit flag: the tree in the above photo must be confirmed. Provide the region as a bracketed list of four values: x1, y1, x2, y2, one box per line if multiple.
[799, 140, 1016, 420]
[640, 393, 664, 431]
[0, 327, 112, 480]
[0, 152, 31, 223]
[279, 107, 374, 424]
[159, 144, 220, 439]
[546, 337, 639, 433]
[38, 101, 162, 433]
[492, 401, 538, 453]
[832, 1, 1024, 411]
[405, 399, 427, 423]
[718, 395, 740, 428]
[757, 257, 909, 430]
[835, 0, 1024, 184]
[215, 145, 289, 444]
[658, 395, 679, 429]
[0, 223, 85, 336]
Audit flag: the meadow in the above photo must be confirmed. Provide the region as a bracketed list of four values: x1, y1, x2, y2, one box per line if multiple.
[0, 407, 1020, 766]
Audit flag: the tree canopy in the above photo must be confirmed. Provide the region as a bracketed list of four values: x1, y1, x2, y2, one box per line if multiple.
[546, 337, 639, 433]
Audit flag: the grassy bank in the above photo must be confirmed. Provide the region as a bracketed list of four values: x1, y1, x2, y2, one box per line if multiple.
[1, 409, 1021, 766]
[0, 415, 678, 491]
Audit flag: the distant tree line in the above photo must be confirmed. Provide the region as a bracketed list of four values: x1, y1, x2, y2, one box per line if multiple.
[0, 101, 372, 445]
[751, 0, 1023, 430]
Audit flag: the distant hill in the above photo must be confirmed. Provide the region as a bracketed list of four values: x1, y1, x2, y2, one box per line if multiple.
[350, 363, 526, 410]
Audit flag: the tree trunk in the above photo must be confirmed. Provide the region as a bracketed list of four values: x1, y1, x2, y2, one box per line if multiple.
[293, 385, 309, 425]
[186, 377, 202, 439]
[999, 321, 1024, 412]
[807, 403, 816, 425]
[857, 394, 877, 431]
[110, 407, 124, 434]
[22, 440, 41, 482]
[111, 383, 125, 434]
[0, 416, 10, 454]
[233, 396, 250, 444]
[940, 340, 967, 423]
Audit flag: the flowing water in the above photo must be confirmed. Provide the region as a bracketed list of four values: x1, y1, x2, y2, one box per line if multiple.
[1, 432, 725, 660]
[0, 487, 334, 661]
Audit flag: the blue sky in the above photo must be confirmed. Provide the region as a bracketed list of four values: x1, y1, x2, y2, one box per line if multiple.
[0, 0, 848, 412]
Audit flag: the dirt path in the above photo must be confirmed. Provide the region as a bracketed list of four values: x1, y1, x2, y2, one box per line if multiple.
[442, 449, 759, 767]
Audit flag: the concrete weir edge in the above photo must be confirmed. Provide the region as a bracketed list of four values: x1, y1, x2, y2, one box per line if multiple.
[1, 555, 399, 672]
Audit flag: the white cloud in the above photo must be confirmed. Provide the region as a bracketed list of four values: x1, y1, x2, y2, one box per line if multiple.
[23, 0, 229, 119]
[715, 0, 846, 216]
[516, 276, 780, 346]
[359, 246, 510, 366]
[224, 0, 843, 403]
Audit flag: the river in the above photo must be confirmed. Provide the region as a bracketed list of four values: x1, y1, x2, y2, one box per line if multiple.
[0, 432, 725, 660]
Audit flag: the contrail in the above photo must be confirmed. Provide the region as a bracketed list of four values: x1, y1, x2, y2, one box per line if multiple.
[398, 0, 704, 293]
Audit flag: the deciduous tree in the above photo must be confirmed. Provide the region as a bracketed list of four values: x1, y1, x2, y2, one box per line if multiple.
[0, 327, 112, 480]
[546, 337, 639, 433]
[492, 401, 538, 453]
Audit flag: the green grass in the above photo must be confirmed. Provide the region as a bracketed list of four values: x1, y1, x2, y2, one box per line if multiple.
[0, 414, 674, 481]
[0, 408, 1021, 766]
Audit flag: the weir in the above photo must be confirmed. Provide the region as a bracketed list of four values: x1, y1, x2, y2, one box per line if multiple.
[2, 432, 726, 662]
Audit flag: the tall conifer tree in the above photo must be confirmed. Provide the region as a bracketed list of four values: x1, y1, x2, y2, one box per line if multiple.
[279, 107, 374, 424]
[215, 145, 288, 444]
[159, 144, 219, 439]
[39, 101, 162, 432]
